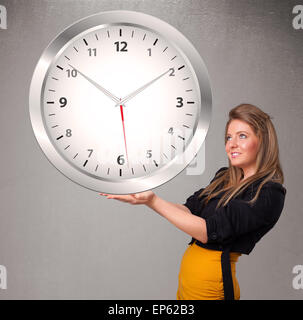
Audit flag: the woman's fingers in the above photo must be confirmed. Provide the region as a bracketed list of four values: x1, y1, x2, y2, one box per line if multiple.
[99, 193, 139, 204]
[99, 192, 154, 205]
[108, 195, 132, 201]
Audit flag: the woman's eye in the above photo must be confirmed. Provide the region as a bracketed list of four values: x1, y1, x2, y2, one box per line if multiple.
[226, 134, 246, 141]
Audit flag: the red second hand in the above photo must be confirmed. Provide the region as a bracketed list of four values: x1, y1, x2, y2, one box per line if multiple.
[120, 104, 129, 166]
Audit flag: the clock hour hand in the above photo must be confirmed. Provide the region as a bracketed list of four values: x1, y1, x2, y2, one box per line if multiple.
[115, 69, 171, 107]
[68, 64, 120, 104]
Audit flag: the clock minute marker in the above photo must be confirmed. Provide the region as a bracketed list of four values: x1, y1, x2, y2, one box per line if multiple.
[178, 135, 185, 141]
[171, 55, 177, 61]
[182, 77, 189, 81]
[131, 30, 134, 38]
[95, 165, 99, 172]
[64, 55, 70, 61]
[163, 46, 168, 52]
[119, 28, 122, 37]
[83, 160, 88, 167]
[47, 101, 55, 104]
[143, 33, 146, 41]
[186, 89, 193, 92]
[56, 135, 63, 140]
[153, 160, 158, 167]
[183, 124, 190, 128]
[64, 145, 70, 150]
[153, 38, 158, 46]
[51, 125, 59, 128]
[178, 65, 185, 70]
[73, 153, 78, 159]
[73, 46, 78, 52]
[56, 65, 64, 71]
[83, 39, 88, 46]
[95, 34, 99, 40]
[107, 30, 110, 38]
[48, 89, 56, 92]
[187, 101, 195, 104]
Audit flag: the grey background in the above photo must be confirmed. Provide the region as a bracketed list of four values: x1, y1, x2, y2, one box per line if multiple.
[0, 0, 302, 300]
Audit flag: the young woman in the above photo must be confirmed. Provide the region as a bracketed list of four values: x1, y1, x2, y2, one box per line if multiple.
[99, 104, 286, 300]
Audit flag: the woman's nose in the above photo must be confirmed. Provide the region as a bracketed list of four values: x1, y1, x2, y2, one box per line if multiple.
[230, 138, 238, 147]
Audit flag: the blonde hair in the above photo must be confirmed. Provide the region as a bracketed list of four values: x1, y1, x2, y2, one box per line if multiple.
[199, 103, 284, 209]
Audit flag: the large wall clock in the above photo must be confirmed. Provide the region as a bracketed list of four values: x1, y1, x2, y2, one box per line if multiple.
[29, 10, 212, 194]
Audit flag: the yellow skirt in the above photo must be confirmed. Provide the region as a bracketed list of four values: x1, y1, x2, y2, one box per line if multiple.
[177, 241, 241, 300]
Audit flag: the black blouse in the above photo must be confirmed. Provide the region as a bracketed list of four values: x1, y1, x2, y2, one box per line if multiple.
[183, 167, 286, 299]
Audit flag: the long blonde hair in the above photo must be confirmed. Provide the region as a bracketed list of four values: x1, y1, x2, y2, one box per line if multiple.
[199, 103, 284, 209]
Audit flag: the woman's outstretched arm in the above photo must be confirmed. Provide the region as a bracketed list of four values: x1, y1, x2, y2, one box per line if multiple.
[99, 191, 208, 244]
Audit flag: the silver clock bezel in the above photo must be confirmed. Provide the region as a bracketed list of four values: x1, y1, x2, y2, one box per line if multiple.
[29, 10, 212, 194]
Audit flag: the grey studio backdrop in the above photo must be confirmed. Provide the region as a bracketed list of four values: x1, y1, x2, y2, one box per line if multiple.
[0, 0, 302, 300]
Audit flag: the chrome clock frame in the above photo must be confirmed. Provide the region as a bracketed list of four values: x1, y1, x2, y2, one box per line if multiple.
[29, 10, 212, 194]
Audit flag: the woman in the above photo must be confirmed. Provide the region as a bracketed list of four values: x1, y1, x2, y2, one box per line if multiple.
[99, 104, 286, 300]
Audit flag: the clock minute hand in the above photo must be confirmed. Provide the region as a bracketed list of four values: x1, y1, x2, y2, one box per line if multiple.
[68, 64, 120, 104]
[116, 69, 171, 107]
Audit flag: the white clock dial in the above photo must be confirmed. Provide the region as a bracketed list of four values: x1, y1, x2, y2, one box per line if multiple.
[30, 11, 212, 194]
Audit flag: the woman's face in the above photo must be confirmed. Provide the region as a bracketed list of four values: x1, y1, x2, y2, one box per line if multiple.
[225, 119, 260, 179]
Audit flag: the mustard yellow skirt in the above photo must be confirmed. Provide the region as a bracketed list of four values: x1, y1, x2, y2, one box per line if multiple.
[177, 241, 241, 300]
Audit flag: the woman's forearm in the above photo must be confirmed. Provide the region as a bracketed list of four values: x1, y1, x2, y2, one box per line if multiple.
[147, 195, 208, 244]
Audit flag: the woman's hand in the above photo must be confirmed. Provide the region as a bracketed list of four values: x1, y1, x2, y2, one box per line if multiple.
[99, 190, 156, 206]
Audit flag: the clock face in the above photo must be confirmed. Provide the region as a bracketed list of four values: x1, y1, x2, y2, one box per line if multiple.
[30, 11, 211, 194]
